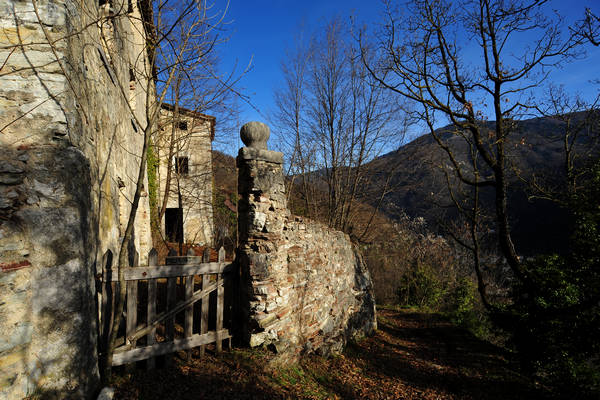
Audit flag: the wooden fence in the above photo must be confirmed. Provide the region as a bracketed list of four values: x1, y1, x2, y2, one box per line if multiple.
[99, 247, 232, 368]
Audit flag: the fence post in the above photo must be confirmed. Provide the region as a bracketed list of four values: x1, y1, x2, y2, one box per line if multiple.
[164, 248, 176, 366]
[185, 247, 195, 362]
[146, 248, 158, 370]
[100, 250, 114, 369]
[216, 247, 225, 353]
[200, 247, 211, 356]
[125, 249, 139, 372]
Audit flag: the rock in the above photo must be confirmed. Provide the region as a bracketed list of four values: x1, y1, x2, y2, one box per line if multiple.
[97, 387, 115, 400]
[251, 211, 266, 231]
[240, 121, 270, 149]
[249, 332, 267, 347]
[0, 161, 25, 184]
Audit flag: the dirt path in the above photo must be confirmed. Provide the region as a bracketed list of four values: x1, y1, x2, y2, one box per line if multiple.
[114, 308, 550, 399]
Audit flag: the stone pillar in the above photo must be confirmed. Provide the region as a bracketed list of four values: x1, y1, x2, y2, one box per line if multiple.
[236, 121, 377, 360]
[236, 122, 291, 350]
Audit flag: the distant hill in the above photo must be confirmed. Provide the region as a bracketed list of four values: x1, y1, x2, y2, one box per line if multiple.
[212, 150, 237, 195]
[362, 113, 598, 255]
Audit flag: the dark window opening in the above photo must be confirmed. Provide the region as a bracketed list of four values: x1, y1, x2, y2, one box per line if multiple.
[99, 0, 114, 14]
[129, 68, 136, 82]
[165, 208, 184, 243]
[178, 120, 188, 131]
[174, 156, 189, 175]
[127, 0, 133, 13]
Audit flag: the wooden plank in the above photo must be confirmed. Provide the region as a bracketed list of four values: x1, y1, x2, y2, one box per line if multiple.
[111, 281, 118, 347]
[120, 280, 219, 347]
[184, 248, 195, 362]
[146, 248, 158, 370]
[125, 279, 137, 372]
[216, 248, 225, 353]
[112, 330, 231, 366]
[104, 262, 228, 281]
[166, 256, 203, 265]
[131, 249, 139, 268]
[165, 275, 176, 366]
[126, 280, 138, 346]
[200, 248, 211, 356]
[100, 251, 113, 353]
[216, 274, 224, 353]
[125, 247, 139, 346]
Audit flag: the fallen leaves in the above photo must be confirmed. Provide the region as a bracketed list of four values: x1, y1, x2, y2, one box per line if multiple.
[114, 308, 548, 399]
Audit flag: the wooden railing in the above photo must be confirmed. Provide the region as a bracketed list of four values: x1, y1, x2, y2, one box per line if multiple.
[99, 247, 232, 368]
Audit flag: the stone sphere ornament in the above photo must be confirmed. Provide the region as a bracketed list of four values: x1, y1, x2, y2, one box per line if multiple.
[240, 121, 270, 150]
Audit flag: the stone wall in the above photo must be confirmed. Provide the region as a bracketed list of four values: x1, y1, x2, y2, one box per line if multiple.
[0, 1, 152, 398]
[236, 122, 376, 361]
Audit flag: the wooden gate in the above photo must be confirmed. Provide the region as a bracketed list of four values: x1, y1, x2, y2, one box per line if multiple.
[99, 247, 232, 368]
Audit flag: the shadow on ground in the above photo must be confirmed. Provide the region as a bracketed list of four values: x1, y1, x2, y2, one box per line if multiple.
[114, 308, 554, 400]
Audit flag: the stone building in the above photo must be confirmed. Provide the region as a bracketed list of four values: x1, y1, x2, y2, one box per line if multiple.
[155, 104, 215, 246]
[0, 0, 153, 397]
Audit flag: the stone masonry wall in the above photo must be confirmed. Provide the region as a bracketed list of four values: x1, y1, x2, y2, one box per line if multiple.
[236, 122, 376, 361]
[0, 1, 152, 398]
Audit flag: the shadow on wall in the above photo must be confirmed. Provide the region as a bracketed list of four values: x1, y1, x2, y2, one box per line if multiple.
[347, 247, 377, 339]
[1, 0, 152, 396]
[0, 144, 100, 398]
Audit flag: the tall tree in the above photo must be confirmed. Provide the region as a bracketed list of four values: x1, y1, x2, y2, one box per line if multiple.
[360, 0, 582, 297]
[153, 0, 243, 231]
[274, 18, 408, 234]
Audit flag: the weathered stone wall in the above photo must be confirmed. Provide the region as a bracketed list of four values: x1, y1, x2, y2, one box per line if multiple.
[156, 107, 215, 246]
[0, 0, 152, 398]
[236, 123, 376, 361]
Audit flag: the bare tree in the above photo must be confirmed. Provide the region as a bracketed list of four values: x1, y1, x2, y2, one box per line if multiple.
[274, 18, 408, 234]
[525, 86, 600, 204]
[153, 0, 243, 232]
[272, 32, 316, 218]
[575, 7, 600, 46]
[360, 0, 586, 296]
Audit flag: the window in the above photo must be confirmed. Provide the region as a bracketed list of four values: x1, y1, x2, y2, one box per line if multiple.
[174, 156, 189, 175]
[178, 120, 188, 131]
[165, 208, 183, 243]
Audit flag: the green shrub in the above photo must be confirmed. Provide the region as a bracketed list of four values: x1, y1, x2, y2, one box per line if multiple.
[396, 263, 445, 309]
[501, 161, 600, 395]
[447, 278, 478, 325]
[506, 253, 600, 394]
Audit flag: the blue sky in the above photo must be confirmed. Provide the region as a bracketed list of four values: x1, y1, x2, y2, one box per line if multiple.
[215, 0, 386, 150]
[213, 0, 600, 151]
